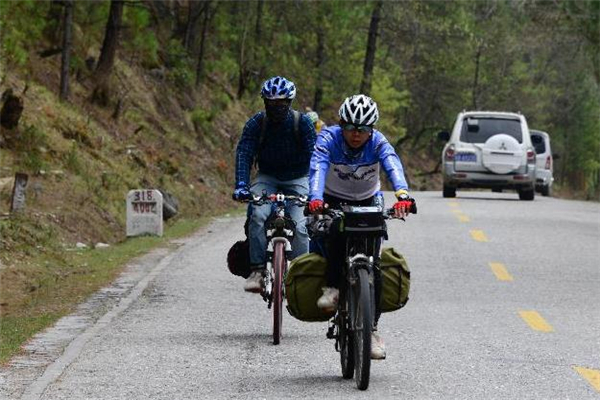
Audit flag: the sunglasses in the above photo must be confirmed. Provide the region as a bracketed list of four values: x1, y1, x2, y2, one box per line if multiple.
[342, 123, 373, 134]
[264, 99, 292, 107]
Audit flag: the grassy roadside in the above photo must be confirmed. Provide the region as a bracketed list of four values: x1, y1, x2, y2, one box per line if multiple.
[0, 215, 216, 364]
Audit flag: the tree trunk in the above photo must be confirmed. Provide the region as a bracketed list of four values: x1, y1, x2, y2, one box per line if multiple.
[183, 0, 194, 52]
[255, 0, 264, 41]
[92, 0, 124, 106]
[195, 1, 212, 88]
[59, 0, 74, 102]
[249, 0, 264, 83]
[472, 42, 483, 110]
[237, 12, 250, 99]
[360, 0, 383, 95]
[184, 1, 205, 53]
[313, 26, 325, 112]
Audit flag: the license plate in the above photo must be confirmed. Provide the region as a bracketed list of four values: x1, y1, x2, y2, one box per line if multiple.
[455, 153, 476, 162]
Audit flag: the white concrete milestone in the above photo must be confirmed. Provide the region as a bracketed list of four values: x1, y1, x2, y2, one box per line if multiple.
[126, 189, 163, 237]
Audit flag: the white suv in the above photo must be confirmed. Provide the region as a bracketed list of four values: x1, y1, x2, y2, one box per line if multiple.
[438, 111, 537, 200]
[530, 130, 555, 197]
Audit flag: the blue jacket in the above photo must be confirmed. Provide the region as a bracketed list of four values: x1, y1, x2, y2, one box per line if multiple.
[309, 125, 409, 201]
[235, 111, 316, 185]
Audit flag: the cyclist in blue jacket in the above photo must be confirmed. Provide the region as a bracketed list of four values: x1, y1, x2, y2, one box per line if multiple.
[307, 94, 414, 360]
[232, 76, 317, 293]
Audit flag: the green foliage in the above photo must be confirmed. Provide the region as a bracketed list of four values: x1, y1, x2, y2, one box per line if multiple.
[190, 107, 215, 134]
[371, 71, 410, 141]
[123, 6, 159, 68]
[64, 142, 82, 174]
[13, 125, 48, 173]
[1, 0, 596, 197]
[164, 39, 194, 87]
[0, 0, 49, 67]
[73, 1, 110, 52]
[0, 314, 58, 363]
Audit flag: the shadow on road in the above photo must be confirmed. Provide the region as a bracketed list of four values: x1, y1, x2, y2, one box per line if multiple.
[283, 374, 346, 386]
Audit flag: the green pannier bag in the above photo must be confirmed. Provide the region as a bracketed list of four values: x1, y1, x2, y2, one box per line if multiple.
[285, 252, 335, 322]
[380, 247, 411, 312]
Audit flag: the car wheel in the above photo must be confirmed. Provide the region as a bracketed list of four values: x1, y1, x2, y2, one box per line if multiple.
[541, 185, 552, 197]
[443, 185, 456, 198]
[518, 187, 535, 201]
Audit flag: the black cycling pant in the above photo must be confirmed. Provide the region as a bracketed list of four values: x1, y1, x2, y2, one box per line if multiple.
[323, 194, 383, 327]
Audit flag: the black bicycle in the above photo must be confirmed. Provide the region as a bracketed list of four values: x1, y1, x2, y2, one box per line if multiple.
[245, 192, 308, 345]
[321, 203, 415, 390]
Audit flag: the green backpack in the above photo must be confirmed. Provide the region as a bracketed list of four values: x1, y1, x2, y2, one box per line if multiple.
[380, 247, 411, 312]
[285, 252, 335, 322]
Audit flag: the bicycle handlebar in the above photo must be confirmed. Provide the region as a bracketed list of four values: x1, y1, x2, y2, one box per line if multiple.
[242, 192, 309, 206]
[307, 199, 417, 220]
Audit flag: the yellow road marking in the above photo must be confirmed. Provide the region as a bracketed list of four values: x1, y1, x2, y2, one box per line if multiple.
[489, 262, 513, 281]
[574, 366, 600, 392]
[457, 214, 470, 222]
[448, 202, 460, 208]
[450, 209, 462, 214]
[470, 230, 488, 242]
[519, 310, 554, 332]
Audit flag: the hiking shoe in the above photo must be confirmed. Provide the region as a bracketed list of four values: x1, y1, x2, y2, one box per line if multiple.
[371, 331, 386, 360]
[244, 270, 265, 293]
[317, 287, 339, 312]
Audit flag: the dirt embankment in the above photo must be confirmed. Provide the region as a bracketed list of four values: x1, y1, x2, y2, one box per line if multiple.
[1, 52, 247, 252]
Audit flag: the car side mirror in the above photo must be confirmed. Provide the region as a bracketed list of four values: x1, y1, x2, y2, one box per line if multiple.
[437, 131, 450, 141]
[552, 153, 560, 160]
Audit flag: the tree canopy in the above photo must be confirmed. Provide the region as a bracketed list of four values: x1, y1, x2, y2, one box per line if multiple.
[1, 0, 598, 197]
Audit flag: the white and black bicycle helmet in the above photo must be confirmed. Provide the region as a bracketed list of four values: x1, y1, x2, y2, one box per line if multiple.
[338, 94, 379, 126]
[260, 76, 296, 100]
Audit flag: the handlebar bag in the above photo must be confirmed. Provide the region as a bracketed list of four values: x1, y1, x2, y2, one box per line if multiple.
[341, 205, 386, 237]
[284, 252, 335, 322]
[380, 247, 411, 312]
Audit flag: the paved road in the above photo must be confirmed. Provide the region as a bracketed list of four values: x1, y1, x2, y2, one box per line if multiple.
[3, 191, 600, 399]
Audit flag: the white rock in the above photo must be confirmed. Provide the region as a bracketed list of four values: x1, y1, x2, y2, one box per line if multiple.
[75, 242, 88, 249]
[95, 242, 110, 249]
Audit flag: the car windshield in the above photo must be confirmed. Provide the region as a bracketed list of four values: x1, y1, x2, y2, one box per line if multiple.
[460, 117, 523, 143]
[531, 133, 546, 154]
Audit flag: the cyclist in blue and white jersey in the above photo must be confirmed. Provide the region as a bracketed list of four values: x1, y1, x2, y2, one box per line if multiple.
[232, 76, 317, 293]
[307, 94, 414, 360]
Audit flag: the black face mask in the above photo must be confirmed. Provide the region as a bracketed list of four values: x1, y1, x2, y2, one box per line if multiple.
[265, 104, 291, 123]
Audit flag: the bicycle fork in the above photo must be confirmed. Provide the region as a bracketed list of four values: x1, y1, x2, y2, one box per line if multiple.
[262, 236, 292, 307]
[329, 253, 375, 350]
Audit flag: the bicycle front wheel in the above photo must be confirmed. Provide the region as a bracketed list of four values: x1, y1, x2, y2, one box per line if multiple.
[352, 268, 373, 390]
[339, 289, 354, 379]
[272, 242, 286, 345]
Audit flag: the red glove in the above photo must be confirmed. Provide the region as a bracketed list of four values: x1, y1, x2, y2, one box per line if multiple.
[393, 200, 413, 218]
[308, 199, 324, 214]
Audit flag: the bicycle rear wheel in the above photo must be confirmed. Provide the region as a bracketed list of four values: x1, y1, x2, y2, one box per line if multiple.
[272, 242, 286, 345]
[352, 268, 372, 390]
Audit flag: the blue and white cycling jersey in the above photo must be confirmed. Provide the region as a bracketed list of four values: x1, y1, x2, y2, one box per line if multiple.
[309, 125, 409, 201]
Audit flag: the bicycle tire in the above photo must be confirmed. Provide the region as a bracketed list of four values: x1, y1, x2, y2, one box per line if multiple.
[340, 290, 354, 379]
[272, 242, 286, 345]
[353, 268, 372, 390]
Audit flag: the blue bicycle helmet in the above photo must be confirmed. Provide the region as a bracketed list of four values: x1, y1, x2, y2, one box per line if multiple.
[260, 76, 296, 100]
